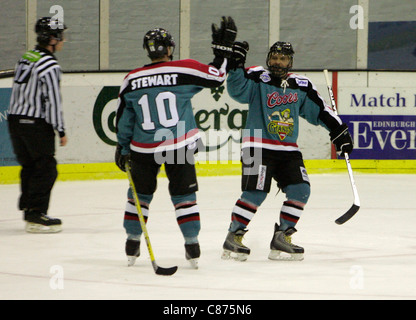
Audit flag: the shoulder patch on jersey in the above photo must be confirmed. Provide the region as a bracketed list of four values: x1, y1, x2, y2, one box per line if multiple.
[260, 71, 271, 83]
[22, 50, 41, 62]
[295, 78, 309, 87]
[247, 66, 271, 83]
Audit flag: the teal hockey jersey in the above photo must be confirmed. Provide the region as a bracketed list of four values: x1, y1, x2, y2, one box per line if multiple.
[227, 66, 342, 152]
[116, 59, 226, 155]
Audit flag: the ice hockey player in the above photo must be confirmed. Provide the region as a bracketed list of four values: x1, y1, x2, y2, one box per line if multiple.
[221, 41, 353, 261]
[115, 17, 237, 268]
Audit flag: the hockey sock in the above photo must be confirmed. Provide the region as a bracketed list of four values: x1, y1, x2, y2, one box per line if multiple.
[123, 189, 153, 240]
[279, 200, 305, 231]
[171, 193, 200, 244]
[279, 183, 310, 231]
[229, 190, 267, 232]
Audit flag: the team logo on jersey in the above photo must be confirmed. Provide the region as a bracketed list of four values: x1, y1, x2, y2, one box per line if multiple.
[267, 108, 294, 140]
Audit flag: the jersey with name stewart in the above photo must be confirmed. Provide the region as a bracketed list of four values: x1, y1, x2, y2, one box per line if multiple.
[116, 59, 226, 154]
[226, 66, 342, 152]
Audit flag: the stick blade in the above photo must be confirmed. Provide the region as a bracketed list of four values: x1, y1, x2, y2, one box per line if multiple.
[154, 264, 178, 276]
[335, 204, 360, 225]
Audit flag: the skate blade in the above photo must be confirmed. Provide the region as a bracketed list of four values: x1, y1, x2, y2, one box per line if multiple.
[25, 222, 62, 234]
[221, 250, 249, 262]
[268, 250, 304, 261]
[127, 255, 138, 267]
[187, 258, 199, 269]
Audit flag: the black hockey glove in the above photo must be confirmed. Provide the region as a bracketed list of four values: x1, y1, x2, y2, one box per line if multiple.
[228, 41, 249, 70]
[211, 16, 237, 58]
[115, 144, 131, 172]
[330, 123, 353, 156]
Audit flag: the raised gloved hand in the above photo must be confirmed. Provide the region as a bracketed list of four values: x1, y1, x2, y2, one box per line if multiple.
[228, 41, 249, 70]
[211, 16, 237, 58]
[115, 144, 131, 172]
[330, 123, 353, 156]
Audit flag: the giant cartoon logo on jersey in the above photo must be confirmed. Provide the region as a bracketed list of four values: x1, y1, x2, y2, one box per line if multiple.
[267, 108, 294, 140]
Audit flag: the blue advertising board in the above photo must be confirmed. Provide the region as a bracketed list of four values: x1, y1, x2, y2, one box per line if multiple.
[0, 88, 17, 166]
[341, 115, 416, 159]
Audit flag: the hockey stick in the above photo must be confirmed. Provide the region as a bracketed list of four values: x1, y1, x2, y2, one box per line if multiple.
[125, 162, 178, 275]
[323, 69, 360, 224]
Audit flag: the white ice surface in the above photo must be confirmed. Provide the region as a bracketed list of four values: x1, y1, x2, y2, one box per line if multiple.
[1, 174, 415, 300]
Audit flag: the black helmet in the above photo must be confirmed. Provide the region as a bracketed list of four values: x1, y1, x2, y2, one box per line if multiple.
[266, 41, 294, 78]
[143, 28, 175, 60]
[35, 17, 67, 45]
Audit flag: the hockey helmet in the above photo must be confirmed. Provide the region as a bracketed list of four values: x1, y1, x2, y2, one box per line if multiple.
[266, 41, 295, 78]
[35, 17, 67, 46]
[143, 28, 175, 60]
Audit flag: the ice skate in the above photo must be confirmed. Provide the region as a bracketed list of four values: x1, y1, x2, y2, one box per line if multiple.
[185, 243, 200, 269]
[222, 229, 250, 262]
[125, 239, 140, 266]
[24, 210, 62, 233]
[268, 223, 304, 261]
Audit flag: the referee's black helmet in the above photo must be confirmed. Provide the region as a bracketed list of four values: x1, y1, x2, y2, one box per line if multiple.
[35, 17, 67, 46]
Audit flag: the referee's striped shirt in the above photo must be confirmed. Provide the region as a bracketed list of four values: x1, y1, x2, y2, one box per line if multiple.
[8, 46, 65, 137]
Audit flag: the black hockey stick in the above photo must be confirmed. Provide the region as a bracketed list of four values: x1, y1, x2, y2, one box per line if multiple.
[324, 70, 360, 224]
[126, 163, 178, 275]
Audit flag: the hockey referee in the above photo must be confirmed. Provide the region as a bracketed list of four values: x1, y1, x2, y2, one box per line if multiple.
[7, 17, 67, 233]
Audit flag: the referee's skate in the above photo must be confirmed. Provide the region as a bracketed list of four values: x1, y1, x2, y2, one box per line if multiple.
[24, 210, 62, 234]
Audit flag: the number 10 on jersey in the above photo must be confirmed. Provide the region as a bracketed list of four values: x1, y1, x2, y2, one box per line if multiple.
[138, 91, 179, 130]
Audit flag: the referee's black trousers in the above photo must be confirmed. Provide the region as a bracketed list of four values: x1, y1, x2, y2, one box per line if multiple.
[8, 115, 58, 214]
